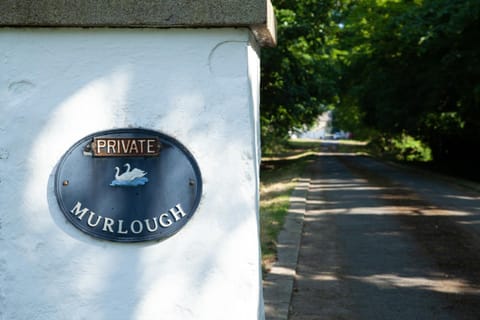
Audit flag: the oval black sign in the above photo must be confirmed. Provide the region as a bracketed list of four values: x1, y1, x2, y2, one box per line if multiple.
[55, 129, 202, 242]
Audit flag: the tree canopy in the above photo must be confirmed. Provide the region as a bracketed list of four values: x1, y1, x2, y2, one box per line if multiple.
[337, 0, 480, 163]
[260, 0, 342, 145]
[261, 0, 480, 172]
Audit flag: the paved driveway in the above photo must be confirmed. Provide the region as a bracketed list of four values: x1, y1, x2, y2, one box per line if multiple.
[265, 154, 480, 320]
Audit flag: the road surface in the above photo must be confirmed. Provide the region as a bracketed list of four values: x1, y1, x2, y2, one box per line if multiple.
[289, 154, 480, 320]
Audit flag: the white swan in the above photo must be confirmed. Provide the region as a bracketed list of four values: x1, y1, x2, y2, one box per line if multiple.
[114, 163, 147, 181]
[124, 163, 147, 178]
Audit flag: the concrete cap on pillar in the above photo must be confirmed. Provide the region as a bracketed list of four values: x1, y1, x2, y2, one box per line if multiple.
[0, 0, 276, 47]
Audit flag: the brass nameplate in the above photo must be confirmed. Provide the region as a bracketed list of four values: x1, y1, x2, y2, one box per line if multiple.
[92, 137, 160, 157]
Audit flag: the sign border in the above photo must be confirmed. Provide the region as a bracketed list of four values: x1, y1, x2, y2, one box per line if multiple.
[54, 128, 203, 243]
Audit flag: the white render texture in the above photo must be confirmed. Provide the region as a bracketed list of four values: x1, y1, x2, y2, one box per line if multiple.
[0, 28, 264, 319]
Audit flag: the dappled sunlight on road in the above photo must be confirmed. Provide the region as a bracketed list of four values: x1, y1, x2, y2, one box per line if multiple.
[288, 153, 480, 320]
[311, 273, 340, 281]
[445, 195, 480, 201]
[346, 274, 480, 295]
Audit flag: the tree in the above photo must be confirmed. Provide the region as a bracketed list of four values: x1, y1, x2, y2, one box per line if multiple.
[260, 0, 342, 149]
[262, 0, 480, 177]
[336, 0, 480, 170]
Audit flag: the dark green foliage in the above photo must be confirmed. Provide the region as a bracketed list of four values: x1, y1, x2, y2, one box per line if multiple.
[261, 0, 341, 147]
[336, 0, 480, 166]
[262, 0, 480, 174]
[368, 133, 432, 162]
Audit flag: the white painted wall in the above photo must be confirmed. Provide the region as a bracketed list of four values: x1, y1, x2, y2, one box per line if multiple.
[0, 28, 264, 319]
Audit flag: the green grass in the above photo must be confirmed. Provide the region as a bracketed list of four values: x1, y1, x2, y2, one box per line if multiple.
[260, 140, 321, 271]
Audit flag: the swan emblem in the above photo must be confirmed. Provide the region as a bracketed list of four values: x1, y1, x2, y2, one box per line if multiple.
[110, 163, 149, 187]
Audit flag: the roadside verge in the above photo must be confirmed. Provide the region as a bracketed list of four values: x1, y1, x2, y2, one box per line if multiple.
[263, 177, 309, 320]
